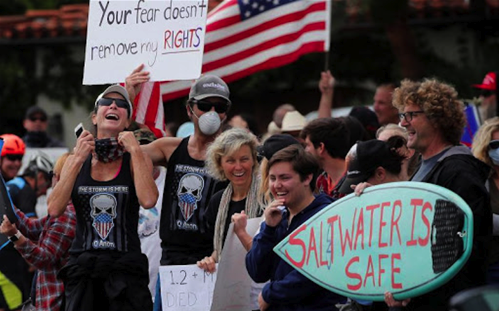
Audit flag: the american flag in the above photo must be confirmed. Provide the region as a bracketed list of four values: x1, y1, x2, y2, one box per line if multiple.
[160, 0, 331, 101]
[132, 81, 166, 138]
[134, 0, 330, 135]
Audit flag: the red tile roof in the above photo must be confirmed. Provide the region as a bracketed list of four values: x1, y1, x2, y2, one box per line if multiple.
[0, 0, 496, 41]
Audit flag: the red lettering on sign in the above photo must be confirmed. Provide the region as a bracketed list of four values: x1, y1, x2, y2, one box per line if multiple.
[378, 254, 389, 287]
[354, 208, 365, 250]
[407, 199, 423, 246]
[339, 208, 357, 256]
[390, 200, 402, 246]
[319, 222, 328, 267]
[419, 201, 433, 246]
[391, 253, 403, 289]
[306, 227, 319, 267]
[346, 256, 362, 291]
[284, 224, 307, 268]
[366, 204, 380, 247]
[378, 201, 390, 248]
[328, 215, 338, 264]
[363, 254, 375, 288]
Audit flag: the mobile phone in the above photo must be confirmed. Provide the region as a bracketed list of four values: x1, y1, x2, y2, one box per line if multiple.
[74, 123, 84, 138]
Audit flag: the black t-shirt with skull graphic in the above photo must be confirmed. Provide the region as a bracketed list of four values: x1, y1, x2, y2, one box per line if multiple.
[160, 136, 227, 265]
[70, 153, 141, 254]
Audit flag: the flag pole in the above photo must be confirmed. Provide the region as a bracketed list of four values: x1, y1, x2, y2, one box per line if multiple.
[324, 51, 329, 71]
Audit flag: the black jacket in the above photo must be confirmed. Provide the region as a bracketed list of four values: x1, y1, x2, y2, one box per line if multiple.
[408, 146, 492, 311]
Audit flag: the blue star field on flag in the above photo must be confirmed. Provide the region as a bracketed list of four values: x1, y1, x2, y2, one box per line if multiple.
[238, 0, 298, 20]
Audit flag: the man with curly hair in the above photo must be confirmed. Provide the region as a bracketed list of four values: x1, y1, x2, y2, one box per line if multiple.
[387, 79, 492, 310]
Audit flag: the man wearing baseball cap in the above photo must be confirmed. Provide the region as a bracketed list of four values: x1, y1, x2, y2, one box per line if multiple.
[473, 72, 497, 121]
[125, 65, 229, 310]
[22, 106, 65, 148]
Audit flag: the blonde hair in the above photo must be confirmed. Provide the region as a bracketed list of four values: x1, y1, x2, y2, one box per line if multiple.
[472, 117, 499, 167]
[53, 152, 72, 175]
[206, 128, 259, 181]
[258, 158, 272, 206]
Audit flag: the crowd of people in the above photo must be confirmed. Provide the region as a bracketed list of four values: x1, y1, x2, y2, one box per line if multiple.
[0, 68, 497, 311]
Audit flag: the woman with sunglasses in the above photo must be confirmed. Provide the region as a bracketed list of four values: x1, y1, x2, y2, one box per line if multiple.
[472, 116, 499, 284]
[47, 85, 158, 311]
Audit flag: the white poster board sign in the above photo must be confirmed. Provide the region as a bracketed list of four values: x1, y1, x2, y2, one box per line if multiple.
[211, 218, 263, 311]
[159, 264, 217, 310]
[83, 0, 209, 85]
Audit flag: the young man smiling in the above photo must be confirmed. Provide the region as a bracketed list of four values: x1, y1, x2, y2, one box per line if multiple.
[246, 145, 345, 311]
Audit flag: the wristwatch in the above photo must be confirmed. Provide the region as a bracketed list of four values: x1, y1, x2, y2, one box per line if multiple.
[8, 231, 22, 243]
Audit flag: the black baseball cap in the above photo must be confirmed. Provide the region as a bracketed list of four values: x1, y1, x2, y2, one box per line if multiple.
[339, 139, 393, 195]
[258, 134, 300, 161]
[25, 106, 48, 120]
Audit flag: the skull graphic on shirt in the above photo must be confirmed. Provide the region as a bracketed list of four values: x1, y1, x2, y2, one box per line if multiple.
[90, 193, 117, 240]
[177, 173, 204, 221]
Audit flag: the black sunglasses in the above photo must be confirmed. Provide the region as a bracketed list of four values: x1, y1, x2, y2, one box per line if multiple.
[5, 154, 23, 161]
[481, 90, 494, 98]
[29, 116, 47, 122]
[97, 98, 130, 111]
[191, 100, 229, 113]
[489, 140, 499, 150]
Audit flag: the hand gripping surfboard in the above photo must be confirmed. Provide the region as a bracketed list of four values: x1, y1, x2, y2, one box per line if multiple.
[0, 138, 19, 250]
[273, 181, 473, 301]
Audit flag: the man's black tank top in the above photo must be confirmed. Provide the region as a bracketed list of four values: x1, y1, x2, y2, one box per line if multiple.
[160, 136, 226, 265]
[70, 153, 141, 253]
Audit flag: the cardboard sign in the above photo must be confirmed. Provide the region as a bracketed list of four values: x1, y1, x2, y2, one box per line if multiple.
[159, 264, 217, 310]
[274, 181, 474, 301]
[211, 218, 263, 311]
[83, 0, 209, 84]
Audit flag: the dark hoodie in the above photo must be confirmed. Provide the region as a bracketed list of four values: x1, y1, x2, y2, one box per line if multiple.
[394, 146, 492, 311]
[246, 194, 346, 311]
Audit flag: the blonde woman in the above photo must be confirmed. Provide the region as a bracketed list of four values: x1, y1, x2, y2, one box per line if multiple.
[472, 116, 499, 284]
[197, 128, 262, 273]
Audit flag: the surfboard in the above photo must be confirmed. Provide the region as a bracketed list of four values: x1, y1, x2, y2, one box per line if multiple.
[273, 181, 473, 301]
[0, 138, 19, 250]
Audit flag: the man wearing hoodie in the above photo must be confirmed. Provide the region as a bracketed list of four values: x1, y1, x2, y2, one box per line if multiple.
[384, 79, 492, 311]
[246, 145, 345, 311]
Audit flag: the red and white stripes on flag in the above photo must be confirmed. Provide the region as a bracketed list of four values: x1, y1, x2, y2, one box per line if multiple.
[160, 0, 331, 101]
[133, 81, 166, 138]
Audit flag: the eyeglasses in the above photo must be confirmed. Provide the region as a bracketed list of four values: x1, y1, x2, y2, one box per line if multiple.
[191, 100, 229, 113]
[29, 116, 47, 122]
[399, 110, 425, 122]
[489, 140, 499, 150]
[97, 98, 130, 111]
[5, 154, 23, 161]
[481, 90, 495, 98]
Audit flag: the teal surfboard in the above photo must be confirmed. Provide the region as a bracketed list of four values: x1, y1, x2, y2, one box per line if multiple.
[274, 181, 473, 301]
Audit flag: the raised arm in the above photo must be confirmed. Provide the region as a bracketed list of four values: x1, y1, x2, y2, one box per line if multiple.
[317, 70, 335, 119]
[125, 64, 150, 103]
[47, 130, 94, 217]
[118, 131, 158, 209]
[141, 136, 182, 167]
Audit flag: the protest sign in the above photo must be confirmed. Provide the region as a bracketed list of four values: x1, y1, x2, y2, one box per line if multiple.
[274, 181, 474, 301]
[211, 218, 263, 311]
[83, 0, 209, 84]
[159, 264, 217, 310]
